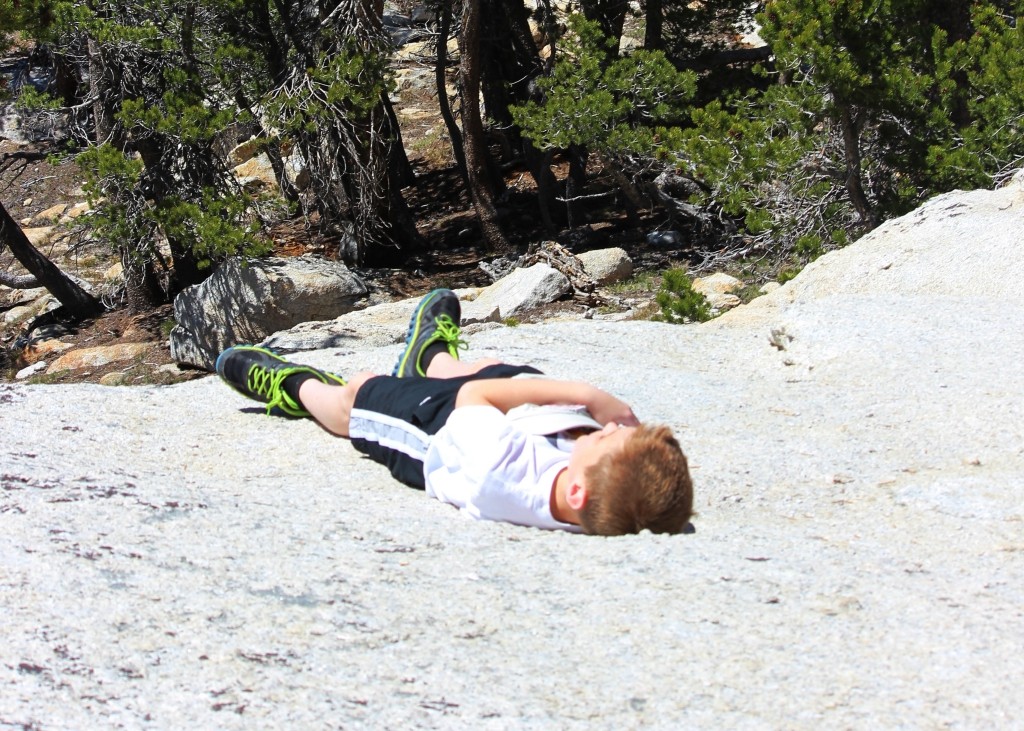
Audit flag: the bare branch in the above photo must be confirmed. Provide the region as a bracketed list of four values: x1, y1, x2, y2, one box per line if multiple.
[0, 270, 40, 289]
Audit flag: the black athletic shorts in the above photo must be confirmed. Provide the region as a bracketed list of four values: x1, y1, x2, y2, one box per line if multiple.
[348, 363, 543, 489]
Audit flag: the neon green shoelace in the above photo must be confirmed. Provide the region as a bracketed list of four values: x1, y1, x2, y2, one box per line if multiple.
[247, 366, 301, 414]
[433, 314, 468, 357]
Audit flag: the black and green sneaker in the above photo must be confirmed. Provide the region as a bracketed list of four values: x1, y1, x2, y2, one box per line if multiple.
[215, 345, 345, 417]
[392, 288, 467, 377]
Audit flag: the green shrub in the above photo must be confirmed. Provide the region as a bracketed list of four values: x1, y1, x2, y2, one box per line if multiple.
[778, 268, 801, 284]
[653, 268, 713, 324]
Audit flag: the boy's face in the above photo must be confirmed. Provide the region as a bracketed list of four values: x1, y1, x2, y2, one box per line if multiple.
[568, 422, 636, 478]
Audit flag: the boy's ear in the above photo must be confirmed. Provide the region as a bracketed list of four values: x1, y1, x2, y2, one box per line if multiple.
[566, 481, 588, 511]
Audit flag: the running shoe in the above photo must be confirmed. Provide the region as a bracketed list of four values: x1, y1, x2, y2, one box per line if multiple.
[216, 345, 345, 417]
[392, 288, 466, 377]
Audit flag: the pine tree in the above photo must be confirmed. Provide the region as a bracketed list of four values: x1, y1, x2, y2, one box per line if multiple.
[510, 15, 696, 225]
[677, 0, 1024, 267]
[51, 0, 273, 309]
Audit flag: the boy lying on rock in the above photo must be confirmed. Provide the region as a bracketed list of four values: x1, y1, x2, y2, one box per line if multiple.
[216, 289, 693, 535]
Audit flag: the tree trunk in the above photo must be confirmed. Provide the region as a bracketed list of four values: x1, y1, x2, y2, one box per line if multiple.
[50, 50, 80, 106]
[436, 0, 469, 185]
[278, 0, 421, 265]
[838, 105, 876, 226]
[526, 144, 557, 231]
[644, 0, 664, 51]
[933, 0, 973, 128]
[367, 94, 426, 266]
[565, 144, 589, 228]
[478, 0, 544, 164]
[580, 0, 628, 47]
[266, 136, 300, 203]
[132, 136, 203, 296]
[87, 38, 116, 144]
[602, 155, 643, 224]
[458, 0, 510, 249]
[382, 94, 416, 189]
[120, 253, 165, 314]
[0, 202, 104, 318]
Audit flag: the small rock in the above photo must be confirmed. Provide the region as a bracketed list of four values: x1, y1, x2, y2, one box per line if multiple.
[24, 339, 73, 359]
[3, 294, 57, 325]
[228, 137, 264, 165]
[693, 272, 744, 296]
[576, 248, 633, 284]
[620, 35, 642, 52]
[394, 67, 435, 93]
[693, 273, 745, 312]
[710, 294, 741, 311]
[15, 361, 48, 380]
[22, 227, 54, 246]
[156, 363, 187, 377]
[32, 204, 67, 224]
[47, 343, 151, 373]
[3, 304, 37, 326]
[396, 37, 458, 61]
[62, 202, 91, 220]
[232, 152, 277, 191]
[646, 230, 684, 248]
[100, 372, 130, 386]
[104, 262, 124, 281]
[479, 256, 516, 282]
[22, 197, 32, 207]
[284, 153, 309, 191]
[29, 323, 71, 340]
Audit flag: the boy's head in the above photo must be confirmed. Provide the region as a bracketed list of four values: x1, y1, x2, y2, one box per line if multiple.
[569, 423, 693, 536]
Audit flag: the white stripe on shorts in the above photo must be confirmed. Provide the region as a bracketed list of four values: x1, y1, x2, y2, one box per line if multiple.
[349, 407, 431, 462]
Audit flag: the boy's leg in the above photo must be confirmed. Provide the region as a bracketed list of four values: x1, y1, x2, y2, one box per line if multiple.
[297, 372, 375, 437]
[424, 352, 502, 379]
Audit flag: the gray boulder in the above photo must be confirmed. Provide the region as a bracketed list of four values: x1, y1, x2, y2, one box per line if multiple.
[263, 295, 455, 353]
[170, 256, 368, 370]
[262, 287, 503, 354]
[462, 263, 570, 323]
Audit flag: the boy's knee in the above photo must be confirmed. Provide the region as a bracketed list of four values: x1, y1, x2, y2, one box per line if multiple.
[347, 371, 377, 391]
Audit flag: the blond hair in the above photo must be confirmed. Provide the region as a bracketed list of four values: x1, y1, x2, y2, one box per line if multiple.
[578, 424, 693, 536]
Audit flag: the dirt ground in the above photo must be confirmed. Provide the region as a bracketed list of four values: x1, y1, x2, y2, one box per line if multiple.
[0, 105, 675, 385]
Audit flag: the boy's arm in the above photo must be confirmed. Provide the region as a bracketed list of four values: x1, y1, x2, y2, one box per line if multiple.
[455, 377, 639, 426]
